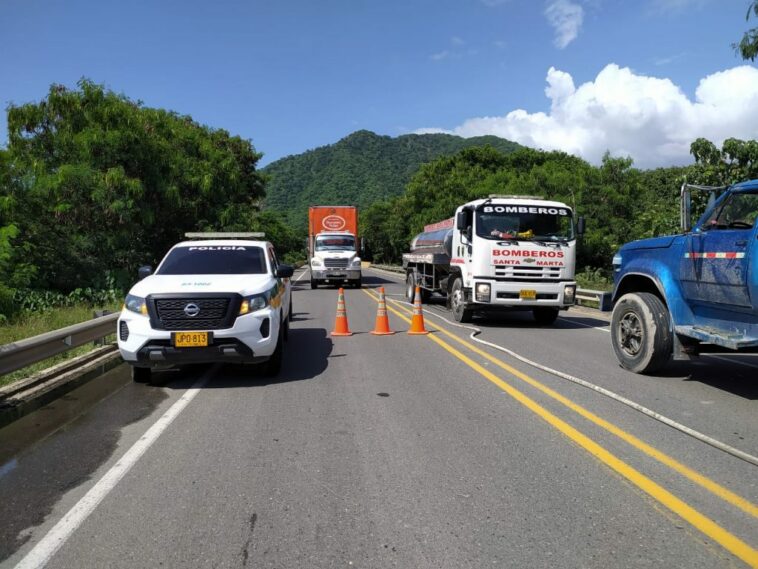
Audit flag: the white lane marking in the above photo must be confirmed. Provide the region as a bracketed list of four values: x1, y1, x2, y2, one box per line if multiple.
[293, 268, 308, 283]
[563, 319, 610, 333]
[14, 367, 216, 569]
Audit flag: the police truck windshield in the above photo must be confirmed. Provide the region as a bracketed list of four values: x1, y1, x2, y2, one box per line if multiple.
[157, 246, 268, 275]
[476, 205, 574, 241]
[315, 235, 356, 251]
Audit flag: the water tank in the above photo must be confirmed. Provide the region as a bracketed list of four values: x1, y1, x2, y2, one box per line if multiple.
[409, 228, 453, 257]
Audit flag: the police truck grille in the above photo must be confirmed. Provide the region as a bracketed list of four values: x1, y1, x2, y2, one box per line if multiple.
[324, 258, 349, 269]
[153, 297, 232, 330]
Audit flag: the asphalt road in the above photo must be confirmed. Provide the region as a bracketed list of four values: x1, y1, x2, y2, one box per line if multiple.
[0, 267, 756, 568]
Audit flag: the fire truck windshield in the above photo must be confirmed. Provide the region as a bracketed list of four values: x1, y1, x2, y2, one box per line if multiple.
[476, 205, 574, 241]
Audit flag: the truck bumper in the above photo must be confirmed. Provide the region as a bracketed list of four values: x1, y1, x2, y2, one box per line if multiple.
[117, 308, 280, 368]
[311, 269, 361, 282]
[471, 281, 577, 308]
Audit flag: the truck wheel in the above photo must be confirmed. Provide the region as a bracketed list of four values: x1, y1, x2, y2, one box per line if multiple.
[310, 278, 318, 289]
[450, 278, 473, 323]
[351, 279, 362, 289]
[406, 273, 416, 303]
[262, 326, 284, 377]
[132, 366, 151, 383]
[533, 308, 559, 325]
[611, 292, 672, 374]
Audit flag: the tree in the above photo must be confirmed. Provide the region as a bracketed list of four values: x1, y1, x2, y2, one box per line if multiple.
[689, 137, 758, 185]
[3, 79, 266, 291]
[734, 1, 758, 60]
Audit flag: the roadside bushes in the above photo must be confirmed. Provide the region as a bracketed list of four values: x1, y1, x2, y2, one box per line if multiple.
[13, 287, 122, 314]
[0, 286, 123, 325]
[0, 285, 15, 323]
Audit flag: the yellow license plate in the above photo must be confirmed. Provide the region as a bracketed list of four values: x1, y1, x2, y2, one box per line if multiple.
[173, 332, 209, 347]
[519, 289, 537, 300]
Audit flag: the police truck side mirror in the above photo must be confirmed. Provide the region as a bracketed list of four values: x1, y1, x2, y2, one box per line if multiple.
[138, 265, 153, 280]
[577, 217, 586, 237]
[276, 264, 294, 278]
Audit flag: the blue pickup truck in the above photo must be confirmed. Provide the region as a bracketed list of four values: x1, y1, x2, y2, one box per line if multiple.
[610, 179, 758, 373]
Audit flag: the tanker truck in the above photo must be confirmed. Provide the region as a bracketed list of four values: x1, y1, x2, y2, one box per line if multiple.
[308, 206, 362, 289]
[402, 195, 584, 323]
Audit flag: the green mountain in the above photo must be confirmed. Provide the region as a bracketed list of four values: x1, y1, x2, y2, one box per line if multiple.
[262, 130, 520, 229]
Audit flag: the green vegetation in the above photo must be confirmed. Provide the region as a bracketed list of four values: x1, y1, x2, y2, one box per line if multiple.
[360, 139, 758, 274]
[0, 79, 303, 321]
[1, 79, 757, 332]
[575, 267, 613, 292]
[734, 1, 758, 60]
[262, 129, 520, 230]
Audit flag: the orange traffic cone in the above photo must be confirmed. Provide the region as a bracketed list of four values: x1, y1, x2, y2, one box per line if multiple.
[408, 285, 430, 335]
[371, 287, 394, 335]
[331, 288, 353, 336]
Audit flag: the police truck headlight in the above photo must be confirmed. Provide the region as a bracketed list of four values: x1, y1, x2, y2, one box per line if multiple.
[124, 294, 148, 316]
[311, 258, 323, 268]
[350, 257, 362, 268]
[563, 285, 576, 304]
[475, 283, 491, 302]
[239, 292, 269, 315]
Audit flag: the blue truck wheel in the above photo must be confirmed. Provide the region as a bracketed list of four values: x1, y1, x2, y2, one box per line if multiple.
[611, 292, 673, 374]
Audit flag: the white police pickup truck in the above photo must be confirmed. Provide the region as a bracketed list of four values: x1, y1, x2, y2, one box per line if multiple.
[117, 234, 293, 382]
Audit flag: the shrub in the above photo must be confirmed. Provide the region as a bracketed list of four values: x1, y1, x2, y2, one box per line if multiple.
[0, 285, 16, 322]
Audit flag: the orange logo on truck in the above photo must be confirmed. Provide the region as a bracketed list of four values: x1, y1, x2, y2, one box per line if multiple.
[322, 215, 346, 231]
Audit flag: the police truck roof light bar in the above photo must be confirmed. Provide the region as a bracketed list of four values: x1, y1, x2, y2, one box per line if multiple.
[184, 232, 266, 239]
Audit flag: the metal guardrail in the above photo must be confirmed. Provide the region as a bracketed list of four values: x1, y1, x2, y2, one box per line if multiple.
[575, 289, 613, 311]
[368, 264, 613, 311]
[0, 313, 119, 376]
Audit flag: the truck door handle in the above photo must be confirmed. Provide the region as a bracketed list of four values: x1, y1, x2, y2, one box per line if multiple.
[736, 240, 747, 247]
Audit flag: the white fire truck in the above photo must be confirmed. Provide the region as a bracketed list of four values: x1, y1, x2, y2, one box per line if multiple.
[402, 195, 584, 323]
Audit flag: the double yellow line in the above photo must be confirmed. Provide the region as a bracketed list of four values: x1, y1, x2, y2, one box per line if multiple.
[362, 288, 758, 567]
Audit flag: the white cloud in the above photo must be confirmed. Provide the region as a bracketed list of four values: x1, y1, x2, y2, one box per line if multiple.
[414, 64, 758, 168]
[653, 52, 687, 66]
[430, 50, 449, 61]
[545, 0, 584, 49]
[451, 36, 466, 46]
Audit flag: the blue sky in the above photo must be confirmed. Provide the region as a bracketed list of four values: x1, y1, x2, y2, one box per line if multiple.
[1, 0, 756, 167]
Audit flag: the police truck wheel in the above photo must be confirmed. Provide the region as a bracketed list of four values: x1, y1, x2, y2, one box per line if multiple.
[533, 307, 559, 325]
[450, 278, 473, 323]
[282, 310, 289, 341]
[310, 279, 318, 289]
[611, 292, 672, 374]
[406, 273, 416, 303]
[132, 366, 151, 383]
[262, 327, 284, 377]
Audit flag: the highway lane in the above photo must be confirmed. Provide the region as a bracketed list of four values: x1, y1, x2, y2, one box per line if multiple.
[0, 268, 755, 568]
[371, 267, 757, 457]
